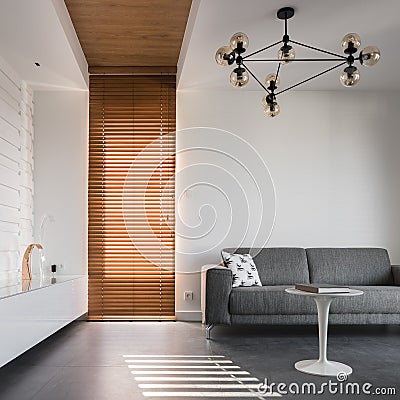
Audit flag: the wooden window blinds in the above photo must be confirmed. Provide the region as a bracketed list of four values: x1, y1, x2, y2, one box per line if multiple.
[88, 75, 176, 320]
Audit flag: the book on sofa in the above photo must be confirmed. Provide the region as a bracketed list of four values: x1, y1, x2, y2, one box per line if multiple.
[295, 283, 350, 294]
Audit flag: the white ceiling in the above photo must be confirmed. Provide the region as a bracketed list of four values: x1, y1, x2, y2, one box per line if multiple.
[0, 0, 87, 90]
[178, 0, 400, 92]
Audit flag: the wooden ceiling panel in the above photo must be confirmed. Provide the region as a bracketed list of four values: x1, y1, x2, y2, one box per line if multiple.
[65, 0, 192, 67]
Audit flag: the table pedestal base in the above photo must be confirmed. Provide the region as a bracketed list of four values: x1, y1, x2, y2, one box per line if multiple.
[295, 359, 352, 377]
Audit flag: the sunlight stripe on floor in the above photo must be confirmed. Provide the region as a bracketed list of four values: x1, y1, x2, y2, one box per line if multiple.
[142, 391, 281, 397]
[126, 354, 280, 398]
[125, 359, 233, 364]
[134, 377, 260, 382]
[128, 365, 240, 369]
[123, 355, 225, 358]
[138, 384, 263, 389]
[130, 370, 250, 375]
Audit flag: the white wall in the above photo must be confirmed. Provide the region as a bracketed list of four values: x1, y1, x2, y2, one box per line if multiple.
[33, 90, 88, 275]
[176, 89, 400, 318]
[0, 56, 34, 281]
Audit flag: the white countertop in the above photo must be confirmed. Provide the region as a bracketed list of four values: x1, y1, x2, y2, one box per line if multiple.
[0, 275, 86, 300]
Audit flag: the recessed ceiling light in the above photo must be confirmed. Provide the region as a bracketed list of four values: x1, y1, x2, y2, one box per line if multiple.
[34, 62, 40, 67]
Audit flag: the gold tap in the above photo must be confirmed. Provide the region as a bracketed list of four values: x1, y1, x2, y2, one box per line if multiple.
[22, 243, 43, 280]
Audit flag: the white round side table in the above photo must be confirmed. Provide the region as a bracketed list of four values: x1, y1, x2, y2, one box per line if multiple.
[285, 287, 364, 377]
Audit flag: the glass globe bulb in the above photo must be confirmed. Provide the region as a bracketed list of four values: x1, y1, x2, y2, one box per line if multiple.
[341, 33, 361, 51]
[264, 103, 280, 118]
[264, 73, 280, 89]
[215, 46, 232, 67]
[261, 95, 268, 108]
[278, 47, 295, 64]
[261, 94, 275, 107]
[340, 68, 360, 87]
[230, 68, 249, 88]
[230, 32, 249, 51]
[360, 46, 381, 67]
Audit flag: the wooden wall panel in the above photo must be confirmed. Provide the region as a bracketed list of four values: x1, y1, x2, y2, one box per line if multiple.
[65, 0, 192, 67]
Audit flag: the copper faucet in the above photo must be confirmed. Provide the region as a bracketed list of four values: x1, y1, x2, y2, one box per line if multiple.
[22, 243, 43, 280]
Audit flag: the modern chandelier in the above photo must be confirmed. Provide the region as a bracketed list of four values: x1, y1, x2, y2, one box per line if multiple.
[215, 7, 381, 117]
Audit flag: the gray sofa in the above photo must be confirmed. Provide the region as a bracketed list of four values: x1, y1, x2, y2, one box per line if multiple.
[205, 247, 400, 338]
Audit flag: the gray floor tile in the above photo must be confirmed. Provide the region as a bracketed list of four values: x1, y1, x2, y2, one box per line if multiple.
[31, 366, 141, 400]
[0, 365, 58, 400]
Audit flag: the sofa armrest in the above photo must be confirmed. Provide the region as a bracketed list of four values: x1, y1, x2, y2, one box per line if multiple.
[392, 265, 400, 285]
[201, 264, 223, 323]
[205, 266, 232, 325]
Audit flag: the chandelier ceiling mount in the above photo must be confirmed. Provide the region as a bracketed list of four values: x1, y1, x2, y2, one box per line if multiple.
[276, 6, 295, 20]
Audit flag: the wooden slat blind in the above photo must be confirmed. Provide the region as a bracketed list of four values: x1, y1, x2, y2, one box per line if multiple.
[88, 75, 176, 320]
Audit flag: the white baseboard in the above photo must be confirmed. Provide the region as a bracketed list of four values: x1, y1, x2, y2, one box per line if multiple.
[176, 310, 202, 322]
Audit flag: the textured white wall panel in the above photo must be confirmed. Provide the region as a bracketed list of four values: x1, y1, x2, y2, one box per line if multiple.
[0, 57, 34, 281]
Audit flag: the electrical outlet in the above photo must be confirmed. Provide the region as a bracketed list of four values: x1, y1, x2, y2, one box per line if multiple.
[184, 291, 193, 301]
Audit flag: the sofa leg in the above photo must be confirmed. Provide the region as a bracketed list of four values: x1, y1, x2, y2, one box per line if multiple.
[206, 324, 215, 340]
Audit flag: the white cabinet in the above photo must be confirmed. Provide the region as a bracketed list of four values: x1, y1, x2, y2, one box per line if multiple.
[0, 276, 87, 367]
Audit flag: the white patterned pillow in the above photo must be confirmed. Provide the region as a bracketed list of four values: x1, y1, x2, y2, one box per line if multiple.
[221, 251, 262, 288]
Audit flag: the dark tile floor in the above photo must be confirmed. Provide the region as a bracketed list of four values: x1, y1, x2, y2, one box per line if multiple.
[0, 322, 399, 399]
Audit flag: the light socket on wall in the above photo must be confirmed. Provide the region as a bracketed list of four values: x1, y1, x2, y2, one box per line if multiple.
[184, 291, 194, 301]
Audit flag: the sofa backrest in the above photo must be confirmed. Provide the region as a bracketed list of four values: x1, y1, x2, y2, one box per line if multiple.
[306, 248, 393, 285]
[222, 247, 310, 285]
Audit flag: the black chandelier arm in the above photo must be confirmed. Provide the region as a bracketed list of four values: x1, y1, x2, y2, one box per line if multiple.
[275, 61, 347, 96]
[244, 58, 346, 62]
[242, 40, 282, 60]
[275, 61, 282, 83]
[289, 39, 347, 59]
[241, 62, 270, 93]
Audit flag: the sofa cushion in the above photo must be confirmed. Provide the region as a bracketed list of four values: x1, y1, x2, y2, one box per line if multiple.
[221, 251, 262, 287]
[229, 285, 316, 315]
[306, 248, 393, 285]
[330, 286, 400, 314]
[223, 248, 310, 285]
[229, 285, 400, 316]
